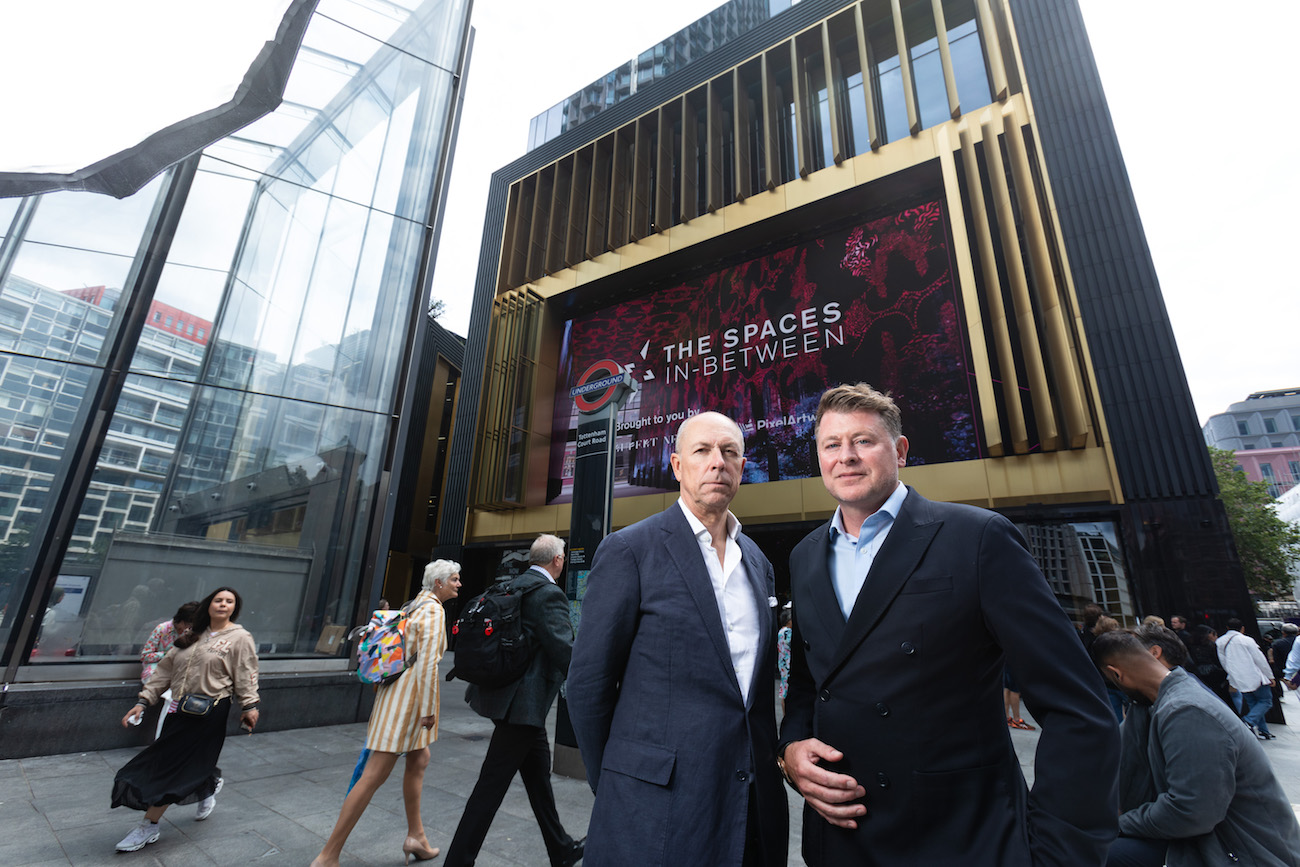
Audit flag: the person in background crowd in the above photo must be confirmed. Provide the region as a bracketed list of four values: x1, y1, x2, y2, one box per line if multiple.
[140, 601, 200, 684]
[1080, 603, 1105, 652]
[1215, 618, 1276, 740]
[1094, 615, 1129, 722]
[445, 535, 584, 867]
[1283, 629, 1300, 691]
[779, 383, 1117, 866]
[777, 606, 793, 712]
[1004, 667, 1035, 730]
[111, 587, 259, 852]
[1168, 615, 1192, 648]
[311, 561, 461, 867]
[1267, 623, 1297, 702]
[1185, 625, 1233, 708]
[1093, 629, 1300, 866]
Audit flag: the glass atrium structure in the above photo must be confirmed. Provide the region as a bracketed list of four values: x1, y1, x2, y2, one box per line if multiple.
[0, 0, 471, 683]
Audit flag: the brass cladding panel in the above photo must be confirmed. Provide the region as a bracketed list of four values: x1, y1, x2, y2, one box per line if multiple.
[464, 445, 1119, 543]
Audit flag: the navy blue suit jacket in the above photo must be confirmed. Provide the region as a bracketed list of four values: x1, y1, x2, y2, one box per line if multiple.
[780, 489, 1119, 866]
[567, 503, 788, 867]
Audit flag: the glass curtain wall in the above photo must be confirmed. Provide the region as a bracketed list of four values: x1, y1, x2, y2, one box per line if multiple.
[0, 0, 469, 670]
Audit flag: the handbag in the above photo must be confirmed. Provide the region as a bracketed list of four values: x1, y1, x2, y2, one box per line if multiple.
[179, 693, 216, 716]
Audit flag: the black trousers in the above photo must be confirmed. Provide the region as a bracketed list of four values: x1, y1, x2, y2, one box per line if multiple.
[445, 720, 574, 867]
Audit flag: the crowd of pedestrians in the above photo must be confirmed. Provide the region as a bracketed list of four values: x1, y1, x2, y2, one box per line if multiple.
[100, 382, 1300, 867]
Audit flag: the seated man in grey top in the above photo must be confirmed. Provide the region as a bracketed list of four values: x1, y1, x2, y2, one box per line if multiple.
[1093, 629, 1300, 867]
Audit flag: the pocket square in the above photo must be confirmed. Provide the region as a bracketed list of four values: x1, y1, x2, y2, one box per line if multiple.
[768, 596, 778, 608]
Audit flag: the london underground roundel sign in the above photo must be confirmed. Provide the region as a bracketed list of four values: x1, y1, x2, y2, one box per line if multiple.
[570, 359, 625, 413]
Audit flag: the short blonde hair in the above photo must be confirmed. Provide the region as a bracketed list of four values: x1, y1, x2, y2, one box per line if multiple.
[423, 559, 461, 591]
[815, 383, 902, 439]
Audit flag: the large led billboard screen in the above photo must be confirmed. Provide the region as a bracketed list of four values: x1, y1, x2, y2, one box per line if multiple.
[546, 198, 983, 504]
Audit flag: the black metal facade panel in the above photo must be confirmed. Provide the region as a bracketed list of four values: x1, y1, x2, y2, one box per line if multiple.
[438, 178, 509, 551]
[1007, 0, 1215, 501]
[390, 319, 464, 550]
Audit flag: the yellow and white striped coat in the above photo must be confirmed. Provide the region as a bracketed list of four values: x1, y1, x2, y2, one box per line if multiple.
[364, 591, 446, 752]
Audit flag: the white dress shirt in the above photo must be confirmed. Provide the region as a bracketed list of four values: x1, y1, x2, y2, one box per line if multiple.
[678, 498, 759, 702]
[827, 482, 908, 619]
[1216, 630, 1274, 692]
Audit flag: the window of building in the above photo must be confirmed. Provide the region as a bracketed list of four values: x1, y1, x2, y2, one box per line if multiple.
[164, 316, 173, 327]
[1289, 461, 1300, 482]
[1238, 420, 1249, 435]
[1265, 417, 1277, 433]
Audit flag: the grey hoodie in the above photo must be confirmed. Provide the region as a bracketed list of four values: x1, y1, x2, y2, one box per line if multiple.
[1118, 667, 1300, 866]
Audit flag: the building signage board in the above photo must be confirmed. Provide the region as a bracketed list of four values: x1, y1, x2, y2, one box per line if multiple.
[546, 199, 983, 504]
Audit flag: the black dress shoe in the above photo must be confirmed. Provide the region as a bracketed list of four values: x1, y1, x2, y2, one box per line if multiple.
[554, 836, 585, 867]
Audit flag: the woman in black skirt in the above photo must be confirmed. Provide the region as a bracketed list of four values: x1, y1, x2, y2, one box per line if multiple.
[111, 586, 260, 852]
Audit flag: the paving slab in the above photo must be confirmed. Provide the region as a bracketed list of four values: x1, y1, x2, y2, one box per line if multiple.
[7, 661, 1300, 865]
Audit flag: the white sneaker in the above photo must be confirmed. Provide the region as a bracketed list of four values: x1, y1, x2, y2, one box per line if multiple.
[116, 820, 161, 852]
[195, 776, 224, 821]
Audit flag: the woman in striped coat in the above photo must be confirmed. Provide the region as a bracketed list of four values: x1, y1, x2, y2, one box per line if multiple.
[312, 560, 461, 867]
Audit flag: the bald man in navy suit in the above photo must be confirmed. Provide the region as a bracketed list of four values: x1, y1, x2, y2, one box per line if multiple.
[568, 411, 787, 866]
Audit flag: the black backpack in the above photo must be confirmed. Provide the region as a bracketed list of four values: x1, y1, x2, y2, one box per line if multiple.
[446, 578, 537, 687]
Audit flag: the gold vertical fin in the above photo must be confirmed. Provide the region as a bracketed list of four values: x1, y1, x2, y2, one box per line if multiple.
[936, 126, 1001, 456]
[854, 2, 882, 150]
[958, 123, 1026, 453]
[790, 40, 811, 178]
[975, 0, 1008, 101]
[733, 67, 752, 200]
[931, 0, 961, 119]
[655, 105, 673, 230]
[890, 0, 921, 135]
[761, 52, 780, 190]
[821, 21, 844, 165]
[1000, 108, 1089, 447]
[630, 117, 651, 242]
[981, 115, 1059, 451]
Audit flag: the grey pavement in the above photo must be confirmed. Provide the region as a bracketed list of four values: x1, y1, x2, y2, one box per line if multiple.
[4, 663, 1300, 866]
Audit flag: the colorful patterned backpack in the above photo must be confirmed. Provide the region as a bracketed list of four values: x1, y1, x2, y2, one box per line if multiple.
[351, 599, 431, 685]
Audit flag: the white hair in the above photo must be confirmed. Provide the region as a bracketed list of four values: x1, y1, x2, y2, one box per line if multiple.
[422, 559, 461, 591]
[529, 534, 564, 566]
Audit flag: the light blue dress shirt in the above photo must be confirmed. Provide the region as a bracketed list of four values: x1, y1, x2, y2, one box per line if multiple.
[828, 482, 908, 620]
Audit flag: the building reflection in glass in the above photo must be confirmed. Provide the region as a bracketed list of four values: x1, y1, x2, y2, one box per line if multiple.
[0, 0, 470, 668]
[1016, 520, 1135, 624]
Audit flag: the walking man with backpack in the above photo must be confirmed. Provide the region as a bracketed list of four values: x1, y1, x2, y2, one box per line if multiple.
[444, 534, 585, 867]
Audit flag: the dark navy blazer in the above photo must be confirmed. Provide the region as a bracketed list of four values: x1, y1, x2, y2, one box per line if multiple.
[568, 504, 788, 867]
[780, 489, 1120, 866]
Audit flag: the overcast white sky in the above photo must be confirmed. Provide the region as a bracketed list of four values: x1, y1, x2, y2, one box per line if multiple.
[427, 0, 1299, 425]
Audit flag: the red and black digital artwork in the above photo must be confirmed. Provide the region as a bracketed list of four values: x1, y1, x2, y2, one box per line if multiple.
[546, 198, 982, 504]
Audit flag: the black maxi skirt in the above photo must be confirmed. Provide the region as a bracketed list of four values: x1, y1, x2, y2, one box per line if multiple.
[111, 697, 230, 811]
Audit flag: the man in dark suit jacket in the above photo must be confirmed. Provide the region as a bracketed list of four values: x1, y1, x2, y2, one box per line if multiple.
[779, 383, 1119, 866]
[567, 412, 788, 866]
[444, 534, 584, 867]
